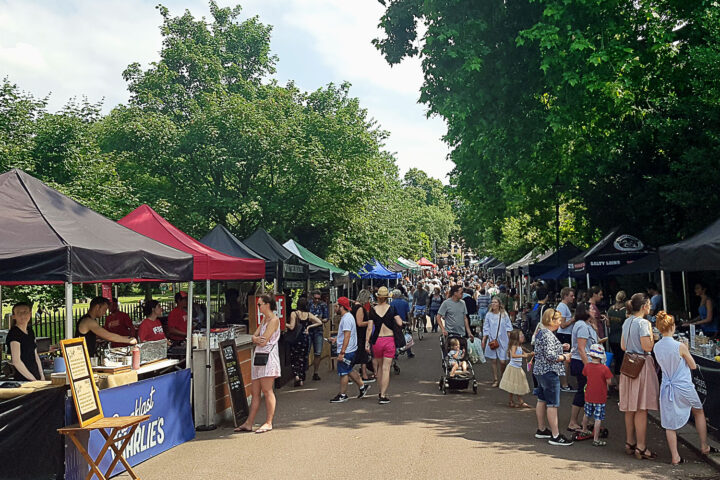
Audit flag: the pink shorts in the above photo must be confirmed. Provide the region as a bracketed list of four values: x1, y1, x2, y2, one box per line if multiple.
[373, 336, 396, 358]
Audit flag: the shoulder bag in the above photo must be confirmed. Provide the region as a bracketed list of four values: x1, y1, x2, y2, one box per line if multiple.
[253, 343, 276, 366]
[620, 317, 646, 379]
[489, 314, 502, 350]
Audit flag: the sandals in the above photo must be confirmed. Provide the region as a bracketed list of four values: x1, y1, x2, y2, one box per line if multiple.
[508, 402, 517, 408]
[491, 380, 499, 388]
[702, 446, 720, 455]
[671, 457, 687, 465]
[234, 425, 252, 433]
[635, 447, 657, 460]
[624, 443, 636, 455]
[593, 440, 607, 447]
[574, 431, 594, 441]
[255, 425, 273, 434]
[517, 402, 532, 408]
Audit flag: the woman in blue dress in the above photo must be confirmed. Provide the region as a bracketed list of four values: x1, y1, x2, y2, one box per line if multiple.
[654, 311, 716, 464]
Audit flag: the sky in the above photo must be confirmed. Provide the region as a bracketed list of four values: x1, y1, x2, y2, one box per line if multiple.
[0, 0, 454, 182]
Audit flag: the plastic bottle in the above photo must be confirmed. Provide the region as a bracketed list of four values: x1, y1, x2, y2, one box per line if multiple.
[132, 345, 140, 370]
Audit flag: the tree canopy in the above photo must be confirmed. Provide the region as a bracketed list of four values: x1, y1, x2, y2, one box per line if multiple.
[0, 1, 456, 282]
[375, 0, 720, 263]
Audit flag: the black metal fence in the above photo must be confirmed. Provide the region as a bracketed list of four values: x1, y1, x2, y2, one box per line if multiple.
[30, 298, 223, 345]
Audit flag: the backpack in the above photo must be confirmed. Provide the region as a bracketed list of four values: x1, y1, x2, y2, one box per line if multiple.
[527, 302, 553, 337]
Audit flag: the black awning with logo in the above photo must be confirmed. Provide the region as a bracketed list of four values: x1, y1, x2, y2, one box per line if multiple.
[568, 228, 654, 278]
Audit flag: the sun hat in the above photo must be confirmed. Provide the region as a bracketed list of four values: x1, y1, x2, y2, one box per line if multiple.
[588, 343, 606, 359]
[376, 286, 391, 298]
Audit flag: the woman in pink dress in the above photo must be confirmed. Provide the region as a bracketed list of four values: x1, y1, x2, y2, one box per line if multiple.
[235, 294, 280, 434]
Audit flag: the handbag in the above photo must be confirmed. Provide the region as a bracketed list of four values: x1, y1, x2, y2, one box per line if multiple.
[488, 314, 502, 350]
[620, 317, 646, 379]
[253, 343, 275, 367]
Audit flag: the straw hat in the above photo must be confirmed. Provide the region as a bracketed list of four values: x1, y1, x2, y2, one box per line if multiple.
[376, 286, 391, 299]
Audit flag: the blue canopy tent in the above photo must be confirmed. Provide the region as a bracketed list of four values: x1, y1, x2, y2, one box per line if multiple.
[357, 258, 402, 289]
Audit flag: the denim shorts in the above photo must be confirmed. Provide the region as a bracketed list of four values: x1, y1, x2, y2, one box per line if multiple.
[535, 372, 561, 407]
[337, 351, 356, 376]
[584, 402, 606, 421]
[309, 329, 324, 356]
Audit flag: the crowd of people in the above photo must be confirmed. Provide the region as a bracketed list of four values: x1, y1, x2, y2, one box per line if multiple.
[228, 266, 720, 464]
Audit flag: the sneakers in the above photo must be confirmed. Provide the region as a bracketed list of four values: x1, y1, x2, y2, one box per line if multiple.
[330, 393, 349, 403]
[357, 384, 371, 399]
[378, 395, 391, 405]
[560, 385, 577, 393]
[312, 373, 321, 381]
[535, 428, 552, 439]
[407, 353, 416, 359]
[362, 377, 376, 383]
[549, 434, 574, 446]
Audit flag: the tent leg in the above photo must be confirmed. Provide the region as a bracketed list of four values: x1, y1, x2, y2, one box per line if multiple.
[660, 270, 668, 312]
[682, 271, 689, 317]
[568, 277, 572, 288]
[586, 273, 591, 288]
[65, 282, 73, 340]
[199, 278, 216, 431]
[185, 282, 194, 370]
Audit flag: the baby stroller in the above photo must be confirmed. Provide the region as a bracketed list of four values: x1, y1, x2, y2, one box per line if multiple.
[439, 334, 478, 394]
[392, 323, 415, 375]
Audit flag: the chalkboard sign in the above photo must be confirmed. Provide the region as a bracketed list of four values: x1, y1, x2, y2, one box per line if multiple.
[60, 337, 103, 427]
[219, 340, 249, 427]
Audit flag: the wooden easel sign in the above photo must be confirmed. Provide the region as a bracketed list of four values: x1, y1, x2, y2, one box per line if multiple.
[60, 338, 103, 427]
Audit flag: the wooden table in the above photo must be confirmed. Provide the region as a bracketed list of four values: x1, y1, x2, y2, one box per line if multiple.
[58, 415, 150, 480]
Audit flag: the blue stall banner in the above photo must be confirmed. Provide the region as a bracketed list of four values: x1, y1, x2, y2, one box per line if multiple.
[65, 369, 195, 479]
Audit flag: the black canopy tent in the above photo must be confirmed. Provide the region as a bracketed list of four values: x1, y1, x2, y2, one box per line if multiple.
[200, 224, 265, 260]
[659, 217, 720, 273]
[492, 262, 507, 277]
[568, 228, 653, 284]
[528, 242, 582, 277]
[608, 253, 659, 276]
[0, 169, 194, 338]
[656, 216, 720, 313]
[243, 228, 329, 287]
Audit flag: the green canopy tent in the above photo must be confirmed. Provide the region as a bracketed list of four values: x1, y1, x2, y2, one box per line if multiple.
[283, 239, 348, 280]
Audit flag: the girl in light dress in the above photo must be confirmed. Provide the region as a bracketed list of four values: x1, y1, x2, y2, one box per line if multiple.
[499, 329, 533, 408]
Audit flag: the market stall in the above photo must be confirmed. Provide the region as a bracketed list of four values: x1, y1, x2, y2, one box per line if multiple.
[658, 216, 720, 436]
[244, 228, 327, 284]
[0, 170, 196, 479]
[119, 205, 266, 430]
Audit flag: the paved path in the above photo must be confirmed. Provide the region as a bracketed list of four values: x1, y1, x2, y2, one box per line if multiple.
[118, 332, 719, 480]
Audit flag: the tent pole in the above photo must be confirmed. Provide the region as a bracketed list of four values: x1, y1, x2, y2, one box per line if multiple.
[682, 271, 689, 317]
[660, 270, 668, 312]
[568, 276, 572, 288]
[185, 282, 194, 370]
[65, 282, 73, 339]
[203, 278, 216, 430]
[0, 286, 3, 324]
[586, 273, 590, 288]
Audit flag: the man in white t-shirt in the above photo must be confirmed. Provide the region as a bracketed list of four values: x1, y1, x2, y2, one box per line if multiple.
[556, 287, 576, 392]
[330, 297, 371, 403]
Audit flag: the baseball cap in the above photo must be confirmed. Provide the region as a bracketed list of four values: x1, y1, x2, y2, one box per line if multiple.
[588, 344, 606, 359]
[337, 296, 351, 310]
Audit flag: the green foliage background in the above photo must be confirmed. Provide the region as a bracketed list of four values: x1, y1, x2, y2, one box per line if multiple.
[0, 1, 457, 300]
[375, 0, 720, 264]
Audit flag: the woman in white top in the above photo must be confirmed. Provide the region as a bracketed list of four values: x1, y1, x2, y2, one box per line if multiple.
[482, 297, 513, 387]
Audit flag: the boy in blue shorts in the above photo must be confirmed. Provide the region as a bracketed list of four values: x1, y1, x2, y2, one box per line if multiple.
[581, 344, 613, 446]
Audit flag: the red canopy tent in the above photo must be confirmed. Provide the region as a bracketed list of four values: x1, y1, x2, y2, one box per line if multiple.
[119, 204, 265, 429]
[118, 205, 264, 280]
[417, 257, 438, 268]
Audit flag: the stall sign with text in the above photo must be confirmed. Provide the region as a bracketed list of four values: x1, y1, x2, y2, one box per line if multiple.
[219, 340, 249, 427]
[255, 295, 286, 330]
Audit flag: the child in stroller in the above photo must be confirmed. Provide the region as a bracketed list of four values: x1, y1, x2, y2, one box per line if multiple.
[439, 334, 478, 394]
[447, 337, 468, 377]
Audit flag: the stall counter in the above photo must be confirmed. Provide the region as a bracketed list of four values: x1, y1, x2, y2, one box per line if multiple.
[193, 334, 254, 426]
[690, 353, 720, 439]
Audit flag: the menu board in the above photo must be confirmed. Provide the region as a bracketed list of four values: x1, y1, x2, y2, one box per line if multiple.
[219, 340, 249, 427]
[60, 338, 103, 427]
